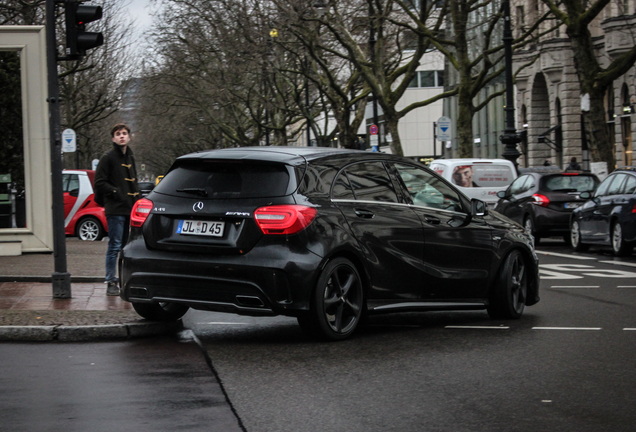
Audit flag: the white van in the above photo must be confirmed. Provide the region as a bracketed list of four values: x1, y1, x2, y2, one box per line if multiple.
[428, 159, 517, 208]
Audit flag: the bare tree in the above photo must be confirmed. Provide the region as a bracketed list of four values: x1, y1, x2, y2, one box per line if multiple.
[541, 0, 636, 170]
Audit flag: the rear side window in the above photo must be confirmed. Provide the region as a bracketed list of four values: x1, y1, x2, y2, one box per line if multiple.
[63, 174, 79, 194]
[543, 175, 598, 192]
[155, 161, 291, 199]
[344, 162, 398, 203]
[624, 175, 636, 194]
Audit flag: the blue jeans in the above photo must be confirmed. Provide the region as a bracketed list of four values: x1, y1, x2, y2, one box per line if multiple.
[105, 215, 130, 283]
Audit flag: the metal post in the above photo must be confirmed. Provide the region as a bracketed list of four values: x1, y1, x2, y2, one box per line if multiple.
[499, 0, 521, 173]
[369, 4, 379, 133]
[46, 0, 71, 298]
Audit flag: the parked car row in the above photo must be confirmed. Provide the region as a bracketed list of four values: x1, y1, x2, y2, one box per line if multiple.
[492, 165, 636, 257]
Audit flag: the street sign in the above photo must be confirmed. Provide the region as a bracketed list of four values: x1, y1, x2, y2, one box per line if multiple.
[436, 117, 452, 141]
[92, 159, 99, 170]
[62, 129, 76, 152]
[369, 124, 378, 135]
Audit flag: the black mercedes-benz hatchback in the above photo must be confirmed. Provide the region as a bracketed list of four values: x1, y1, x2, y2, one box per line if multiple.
[121, 147, 539, 340]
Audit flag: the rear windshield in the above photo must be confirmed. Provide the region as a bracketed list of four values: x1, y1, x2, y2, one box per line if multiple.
[543, 175, 598, 192]
[154, 160, 291, 199]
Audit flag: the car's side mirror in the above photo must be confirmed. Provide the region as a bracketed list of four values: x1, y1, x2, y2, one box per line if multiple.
[579, 191, 591, 199]
[496, 190, 507, 199]
[471, 199, 488, 217]
[69, 188, 79, 197]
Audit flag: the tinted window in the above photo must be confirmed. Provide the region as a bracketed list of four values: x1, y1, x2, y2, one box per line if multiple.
[155, 161, 290, 199]
[624, 175, 636, 194]
[395, 163, 462, 211]
[543, 175, 598, 192]
[63, 174, 79, 194]
[332, 171, 355, 200]
[594, 175, 612, 197]
[509, 175, 530, 195]
[345, 162, 398, 203]
[607, 174, 627, 196]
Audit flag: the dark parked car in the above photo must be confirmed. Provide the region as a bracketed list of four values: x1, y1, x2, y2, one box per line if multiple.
[120, 147, 539, 340]
[571, 167, 636, 256]
[494, 170, 599, 245]
[138, 181, 155, 197]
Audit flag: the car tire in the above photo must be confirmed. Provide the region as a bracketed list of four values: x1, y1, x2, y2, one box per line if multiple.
[570, 220, 589, 252]
[611, 221, 633, 257]
[524, 216, 540, 246]
[487, 249, 527, 320]
[76, 217, 104, 241]
[300, 257, 364, 341]
[132, 302, 189, 322]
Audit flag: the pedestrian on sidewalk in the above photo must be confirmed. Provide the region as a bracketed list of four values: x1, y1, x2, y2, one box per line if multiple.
[566, 157, 582, 171]
[94, 123, 141, 296]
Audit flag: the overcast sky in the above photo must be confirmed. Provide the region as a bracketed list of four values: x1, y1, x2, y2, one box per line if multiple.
[126, 0, 155, 39]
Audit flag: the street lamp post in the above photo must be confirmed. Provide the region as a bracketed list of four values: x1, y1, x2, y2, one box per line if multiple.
[499, 0, 521, 172]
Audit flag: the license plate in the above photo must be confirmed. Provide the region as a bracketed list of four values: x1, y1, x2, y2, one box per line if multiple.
[176, 220, 224, 237]
[564, 202, 582, 209]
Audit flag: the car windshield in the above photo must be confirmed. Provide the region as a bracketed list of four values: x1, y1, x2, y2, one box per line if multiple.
[543, 175, 598, 192]
[153, 160, 291, 199]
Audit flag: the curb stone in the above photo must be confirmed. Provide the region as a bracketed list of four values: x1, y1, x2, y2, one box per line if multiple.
[0, 321, 183, 342]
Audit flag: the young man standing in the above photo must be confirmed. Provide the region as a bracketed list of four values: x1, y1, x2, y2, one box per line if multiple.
[94, 123, 141, 296]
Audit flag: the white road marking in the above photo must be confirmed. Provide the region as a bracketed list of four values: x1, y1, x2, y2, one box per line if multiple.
[445, 326, 509, 329]
[599, 260, 636, 268]
[198, 322, 251, 325]
[624, 328, 636, 331]
[535, 250, 596, 260]
[532, 327, 602, 331]
[617, 286, 636, 289]
[550, 286, 599, 289]
[540, 264, 636, 279]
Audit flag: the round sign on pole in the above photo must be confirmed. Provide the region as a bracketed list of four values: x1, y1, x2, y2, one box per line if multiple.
[369, 124, 378, 135]
[62, 129, 77, 152]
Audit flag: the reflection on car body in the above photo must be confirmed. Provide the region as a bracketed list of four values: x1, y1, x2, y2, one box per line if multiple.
[571, 167, 636, 256]
[121, 147, 539, 340]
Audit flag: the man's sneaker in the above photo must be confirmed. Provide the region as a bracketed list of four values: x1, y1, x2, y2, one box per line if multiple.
[106, 281, 120, 296]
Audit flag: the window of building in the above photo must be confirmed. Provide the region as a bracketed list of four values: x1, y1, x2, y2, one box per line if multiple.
[407, 70, 444, 88]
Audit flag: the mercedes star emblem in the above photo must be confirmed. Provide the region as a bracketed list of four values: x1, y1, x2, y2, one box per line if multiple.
[193, 201, 204, 212]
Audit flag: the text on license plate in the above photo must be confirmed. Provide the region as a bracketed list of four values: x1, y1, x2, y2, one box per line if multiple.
[177, 220, 224, 237]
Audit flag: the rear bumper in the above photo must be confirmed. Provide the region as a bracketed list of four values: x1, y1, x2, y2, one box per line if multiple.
[120, 238, 323, 317]
[533, 206, 572, 235]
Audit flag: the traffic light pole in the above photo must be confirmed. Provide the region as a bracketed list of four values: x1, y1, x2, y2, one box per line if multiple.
[46, 0, 72, 298]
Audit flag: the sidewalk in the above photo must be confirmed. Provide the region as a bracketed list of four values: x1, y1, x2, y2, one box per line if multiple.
[0, 238, 180, 341]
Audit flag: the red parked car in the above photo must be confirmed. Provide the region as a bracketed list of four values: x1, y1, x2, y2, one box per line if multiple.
[63, 170, 108, 241]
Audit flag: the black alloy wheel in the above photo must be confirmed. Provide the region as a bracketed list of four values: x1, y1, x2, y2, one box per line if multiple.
[76, 217, 104, 241]
[299, 258, 364, 341]
[487, 250, 527, 319]
[132, 302, 189, 322]
[570, 220, 589, 252]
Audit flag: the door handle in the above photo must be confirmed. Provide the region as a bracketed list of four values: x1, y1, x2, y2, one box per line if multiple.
[354, 209, 375, 219]
[423, 215, 441, 225]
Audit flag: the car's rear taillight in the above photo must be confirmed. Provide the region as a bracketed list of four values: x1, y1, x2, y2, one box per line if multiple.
[531, 194, 550, 207]
[632, 203, 636, 214]
[131, 198, 153, 227]
[254, 205, 317, 235]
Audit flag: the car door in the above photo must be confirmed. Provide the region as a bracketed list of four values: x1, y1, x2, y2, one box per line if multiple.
[495, 175, 532, 223]
[332, 161, 425, 301]
[577, 175, 612, 243]
[595, 174, 627, 243]
[62, 173, 80, 218]
[392, 163, 494, 300]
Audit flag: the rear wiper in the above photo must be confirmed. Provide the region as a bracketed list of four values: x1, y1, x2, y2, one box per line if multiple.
[176, 188, 208, 197]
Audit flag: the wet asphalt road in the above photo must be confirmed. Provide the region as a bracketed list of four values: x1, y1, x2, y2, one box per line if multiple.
[0, 332, 242, 432]
[185, 241, 636, 432]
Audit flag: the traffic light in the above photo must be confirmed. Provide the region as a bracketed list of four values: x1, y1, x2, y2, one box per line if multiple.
[64, 0, 103, 58]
